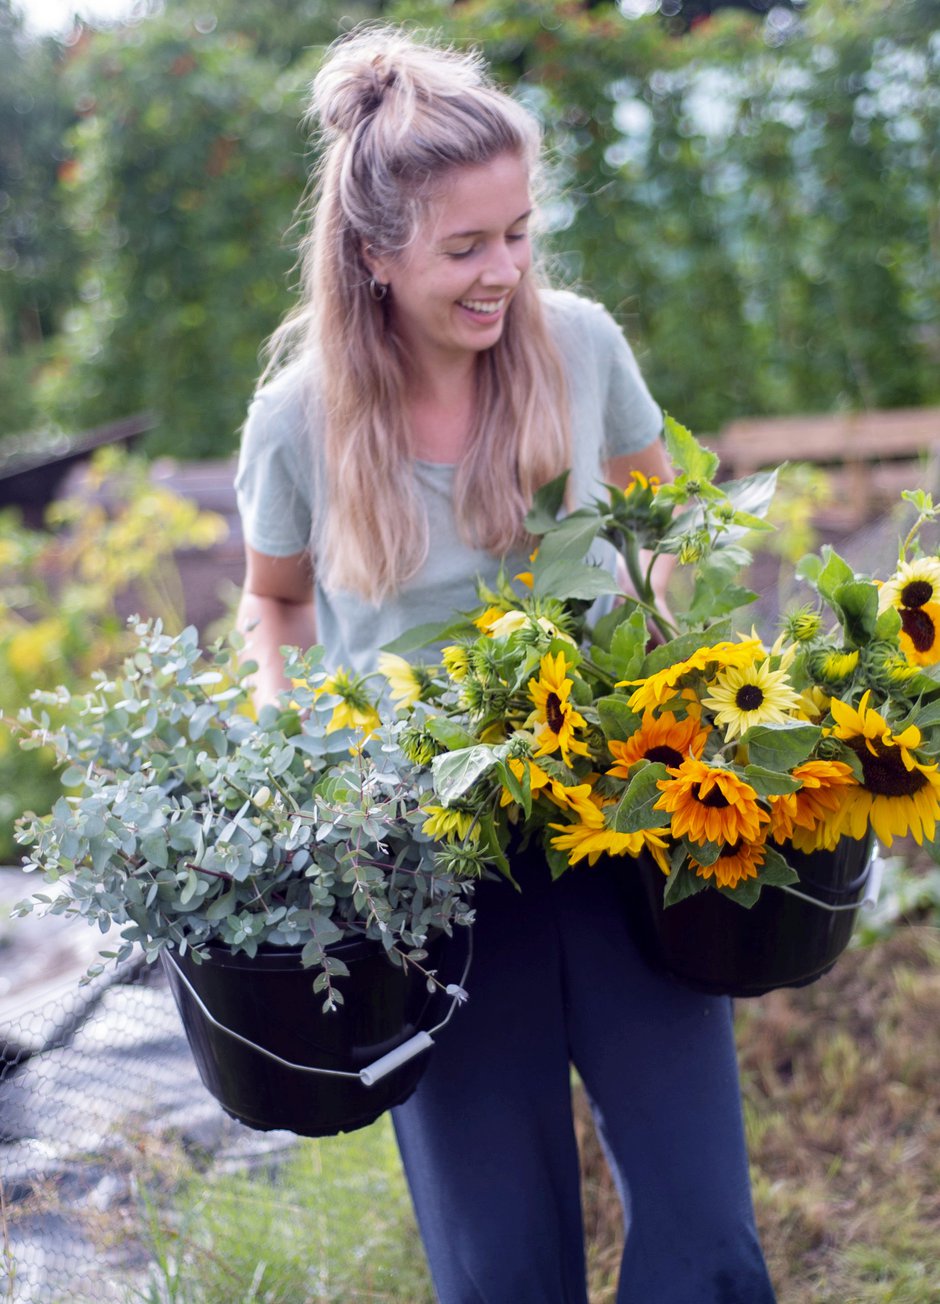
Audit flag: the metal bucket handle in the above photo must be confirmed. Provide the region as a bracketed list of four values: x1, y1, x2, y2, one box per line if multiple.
[775, 845, 883, 914]
[164, 929, 473, 1088]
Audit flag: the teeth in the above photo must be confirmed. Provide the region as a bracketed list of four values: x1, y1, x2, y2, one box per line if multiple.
[460, 298, 504, 315]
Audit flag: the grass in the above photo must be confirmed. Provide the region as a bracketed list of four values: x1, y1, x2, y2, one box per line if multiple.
[123, 1123, 434, 1304]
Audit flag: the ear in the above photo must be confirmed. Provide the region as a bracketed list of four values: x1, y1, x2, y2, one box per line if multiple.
[360, 241, 393, 286]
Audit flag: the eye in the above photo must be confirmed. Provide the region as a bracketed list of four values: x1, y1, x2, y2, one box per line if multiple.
[446, 247, 476, 260]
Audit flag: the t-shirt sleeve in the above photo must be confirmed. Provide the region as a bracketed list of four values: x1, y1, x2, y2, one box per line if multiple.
[235, 377, 314, 558]
[589, 301, 663, 461]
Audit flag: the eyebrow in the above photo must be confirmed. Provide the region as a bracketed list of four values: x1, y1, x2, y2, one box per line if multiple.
[441, 209, 532, 241]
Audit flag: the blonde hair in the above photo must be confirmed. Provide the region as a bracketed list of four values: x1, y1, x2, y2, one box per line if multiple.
[266, 26, 570, 603]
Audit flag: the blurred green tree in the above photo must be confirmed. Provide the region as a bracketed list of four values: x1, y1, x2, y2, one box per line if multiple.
[0, 0, 80, 435]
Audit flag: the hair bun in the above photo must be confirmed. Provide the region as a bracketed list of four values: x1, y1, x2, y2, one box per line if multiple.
[311, 26, 486, 137]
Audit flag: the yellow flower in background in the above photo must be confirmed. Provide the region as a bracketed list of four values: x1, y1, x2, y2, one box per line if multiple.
[828, 690, 940, 846]
[606, 711, 710, 778]
[527, 650, 591, 766]
[897, 601, 940, 666]
[485, 609, 528, 638]
[6, 617, 67, 677]
[768, 759, 857, 844]
[701, 656, 803, 742]
[473, 606, 508, 633]
[655, 757, 768, 846]
[689, 840, 765, 891]
[796, 684, 831, 721]
[376, 652, 427, 710]
[514, 548, 539, 589]
[623, 637, 764, 713]
[315, 668, 381, 737]
[877, 557, 940, 615]
[422, 804, 480, 844]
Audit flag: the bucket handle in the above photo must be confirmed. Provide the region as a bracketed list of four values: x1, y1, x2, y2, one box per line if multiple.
[775, 847, 883, 914]
[164, 930, 472, 1087]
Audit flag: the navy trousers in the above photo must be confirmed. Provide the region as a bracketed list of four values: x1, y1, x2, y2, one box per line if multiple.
[392, 844, 777, 1303]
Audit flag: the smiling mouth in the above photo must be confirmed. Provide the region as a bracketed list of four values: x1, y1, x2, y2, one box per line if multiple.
[458, 297, 506, 316]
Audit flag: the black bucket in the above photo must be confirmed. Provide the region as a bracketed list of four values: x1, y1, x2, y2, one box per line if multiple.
[629, 836, 874, 998]
[162, 929, 468, 1137]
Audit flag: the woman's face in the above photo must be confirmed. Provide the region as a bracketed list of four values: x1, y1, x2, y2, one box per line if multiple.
[366, 152, 533, 375]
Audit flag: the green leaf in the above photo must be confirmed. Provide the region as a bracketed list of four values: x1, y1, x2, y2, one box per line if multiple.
[663, 414, 719, 482]
[596, 695, 642, 744]
[496, 756, 532, 820]
[426, 716, 478, 751]
[720, 469, 779, 526]
[380, 618, 474, 656]
[611, 762, 671, 833]
[741, 765, 801, 797]
[718, 876, 762, 907]
[740, 721, 821, 771]
[140, 832, 169, 869]
[525, 471, 570, 534]
[663, 862, 708, 906]
[607, 610, 650, 682]
[875, 606, 901, 640]
[834, 580, 879, 646]
[809, 546, 855, 606]
[432, 745, 503, 805]
[759, 844, 801, 888]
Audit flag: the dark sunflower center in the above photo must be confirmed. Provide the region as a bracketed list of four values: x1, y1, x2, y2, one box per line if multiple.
[546, 692, 565, 734]
[692, 782, 731, 808]
[735, 684, 765, 711]
[899, 605, 937, 653]
[850, 738, 928, 797]
[900, 579, 933, 608]
[645, 744, 684, 768]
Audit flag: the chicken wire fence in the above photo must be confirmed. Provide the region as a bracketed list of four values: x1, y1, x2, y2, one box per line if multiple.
[0, 950, 286, 1304]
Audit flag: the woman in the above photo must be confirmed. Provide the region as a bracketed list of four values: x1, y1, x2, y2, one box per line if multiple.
[235, 25, 776, 1304]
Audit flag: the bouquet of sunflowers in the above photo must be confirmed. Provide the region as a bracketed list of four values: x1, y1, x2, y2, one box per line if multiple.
[366, 418, 940, 909]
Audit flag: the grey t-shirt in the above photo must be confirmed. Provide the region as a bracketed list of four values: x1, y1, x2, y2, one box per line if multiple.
[235, 288, 662, 673]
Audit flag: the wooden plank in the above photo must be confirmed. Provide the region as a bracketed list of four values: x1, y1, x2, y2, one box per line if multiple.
[719, 407, 940, 471]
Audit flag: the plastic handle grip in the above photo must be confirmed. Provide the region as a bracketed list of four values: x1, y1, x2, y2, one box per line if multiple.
[861, 855, 885, 910]
[359, 1031, 434, 1087]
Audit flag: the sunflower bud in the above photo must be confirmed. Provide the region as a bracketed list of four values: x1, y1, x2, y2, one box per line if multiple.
[783, 607, 823, 643]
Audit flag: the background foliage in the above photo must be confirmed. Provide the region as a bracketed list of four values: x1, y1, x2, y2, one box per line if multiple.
[2, 0, 937, 459]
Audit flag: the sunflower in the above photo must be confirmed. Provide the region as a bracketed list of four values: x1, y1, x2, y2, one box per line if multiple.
[828, 690, 940, 846]
[623, 637, 764, 713]
[701, 655, 803, 742]
[877, 556, 940, 614]
[654, 757, 768, 845]
[549, 815, 670, 869]
[768, 759, 857, 844]
[527, 650, 591, 766]
[376, 652, 433, 710]
[689, 840, 765, 891]
[897, 601, 940, 666]
[421, 804, 480, 844]
[606, 711, 710, 778]
[473, 606, 509, 633]
[441, 644, 470, 682]
[316, 668, 381, 736]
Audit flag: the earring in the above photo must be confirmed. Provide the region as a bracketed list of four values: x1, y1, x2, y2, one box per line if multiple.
[369, 277, 389, 301]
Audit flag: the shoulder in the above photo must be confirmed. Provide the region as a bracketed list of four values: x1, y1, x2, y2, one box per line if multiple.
[540, 288, 630, 358]
[243, 357, 319, 453]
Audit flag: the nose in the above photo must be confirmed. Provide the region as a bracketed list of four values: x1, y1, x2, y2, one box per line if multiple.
[480, 238, 525, 289]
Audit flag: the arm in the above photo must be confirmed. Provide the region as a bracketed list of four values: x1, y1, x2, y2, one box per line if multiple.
[604, 440, 677, 633]
[236, 545, 316, 711]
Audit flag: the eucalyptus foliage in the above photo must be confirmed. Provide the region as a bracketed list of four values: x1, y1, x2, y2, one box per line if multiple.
[14, 623, 473, 1007]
